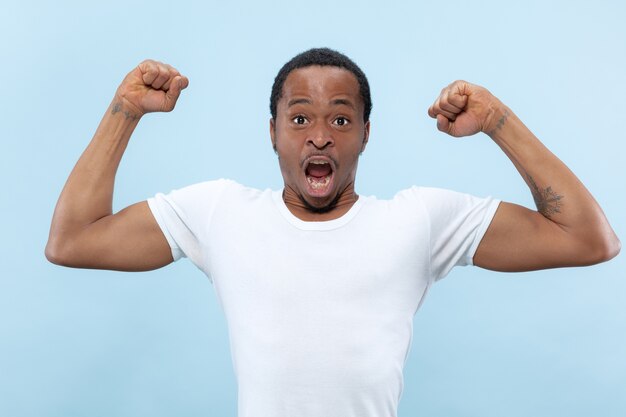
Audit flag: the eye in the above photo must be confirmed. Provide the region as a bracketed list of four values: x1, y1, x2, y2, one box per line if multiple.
[292, 115, 307, 125]
[333, 117, 350, 127]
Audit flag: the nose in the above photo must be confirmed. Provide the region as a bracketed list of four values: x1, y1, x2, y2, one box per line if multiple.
[307, 123, 334, 149]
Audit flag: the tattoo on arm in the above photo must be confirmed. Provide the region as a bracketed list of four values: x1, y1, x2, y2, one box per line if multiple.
[111, 102, 140, 121]
[526, 173, 563, 218]
[488, 110, 510, 135]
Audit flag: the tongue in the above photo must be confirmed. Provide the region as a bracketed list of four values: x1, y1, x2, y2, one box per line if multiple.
[307, 163, 332, 178]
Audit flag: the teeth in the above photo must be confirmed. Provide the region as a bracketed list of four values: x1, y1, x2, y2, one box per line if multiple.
[309, 160, 328, 165]
[307, 175, 331, 189]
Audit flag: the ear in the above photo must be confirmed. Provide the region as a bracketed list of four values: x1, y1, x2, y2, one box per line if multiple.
[270, 118, 277, 153]
[360, 120, 370, 153]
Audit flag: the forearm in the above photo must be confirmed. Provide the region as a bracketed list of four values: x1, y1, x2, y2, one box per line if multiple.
[487, 103, 620, 257]
[47, 98, 141, 245]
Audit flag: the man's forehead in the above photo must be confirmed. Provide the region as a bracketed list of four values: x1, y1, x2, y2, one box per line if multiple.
[282, 66, 360, 97]
[279, 65, 362, 109]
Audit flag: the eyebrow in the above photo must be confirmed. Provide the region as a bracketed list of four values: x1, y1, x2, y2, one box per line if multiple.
[330, 98, 356, 110]
[287, 98, 312, 107]
[287, 98, 356, 110]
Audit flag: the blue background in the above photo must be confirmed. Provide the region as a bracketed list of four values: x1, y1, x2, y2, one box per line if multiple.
[2, 0, 624, 416]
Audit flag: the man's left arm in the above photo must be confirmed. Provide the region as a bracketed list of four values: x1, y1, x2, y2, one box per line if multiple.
[428, 81, 620, 272]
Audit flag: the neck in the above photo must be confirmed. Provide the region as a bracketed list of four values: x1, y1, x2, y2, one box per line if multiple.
[282, 183, 359, 221]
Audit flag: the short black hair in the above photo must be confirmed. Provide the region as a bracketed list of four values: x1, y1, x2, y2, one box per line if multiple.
[270, 47, 372, 122]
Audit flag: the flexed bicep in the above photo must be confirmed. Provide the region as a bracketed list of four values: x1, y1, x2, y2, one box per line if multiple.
[46, 201, 173, 271]
[46, 60, 188, 272]
[473, 201, 615, 272]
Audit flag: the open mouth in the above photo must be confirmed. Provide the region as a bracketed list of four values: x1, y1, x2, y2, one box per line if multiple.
[304, 158, 334, 194]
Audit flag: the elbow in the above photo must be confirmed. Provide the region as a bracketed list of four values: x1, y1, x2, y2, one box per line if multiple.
[583, 233, 621, 265]
[45, 239, 63, 266]
[45, 236, 74, 267]
[602, 234, 621, 262]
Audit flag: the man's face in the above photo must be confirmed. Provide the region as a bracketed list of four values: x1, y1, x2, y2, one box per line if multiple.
[270, 65, 370, 213]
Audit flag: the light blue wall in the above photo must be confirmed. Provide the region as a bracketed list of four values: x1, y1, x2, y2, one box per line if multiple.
[2, 1, 624, 416]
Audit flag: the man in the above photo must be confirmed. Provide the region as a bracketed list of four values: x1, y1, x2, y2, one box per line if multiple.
[46, 48, 620, 417]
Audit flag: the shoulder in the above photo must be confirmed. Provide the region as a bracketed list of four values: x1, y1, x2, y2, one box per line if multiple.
[360, 186, 449, 212]
[385, 186, 499, 229]
[394, 186, 497, 208]
[158, 178, 263, 201]
[171, 178, 237, 195]
[179, 180, 280, 215]
[388, 186, 462, 208]
[392, 185, 468, 200]
[149, 179, 246, 218]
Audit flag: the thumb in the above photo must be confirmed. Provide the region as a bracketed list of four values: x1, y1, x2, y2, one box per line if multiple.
[436, 114, 451, 133]
[163, 76, 188, 111]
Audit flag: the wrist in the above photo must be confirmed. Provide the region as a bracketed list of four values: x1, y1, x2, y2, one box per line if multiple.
[93, 99, 142, 145]
[484, 101, 512, 138]
[111, 92, 144, 121]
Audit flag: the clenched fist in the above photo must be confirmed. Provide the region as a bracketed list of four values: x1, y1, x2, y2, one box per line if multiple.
[115, 59, 189, 117]
[428, 80, 504, 137]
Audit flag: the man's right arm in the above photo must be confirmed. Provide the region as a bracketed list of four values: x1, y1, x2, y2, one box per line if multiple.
[45, 60, 189, 271]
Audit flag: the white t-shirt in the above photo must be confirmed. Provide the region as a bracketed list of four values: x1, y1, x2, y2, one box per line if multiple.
[147, 180, 500, 417]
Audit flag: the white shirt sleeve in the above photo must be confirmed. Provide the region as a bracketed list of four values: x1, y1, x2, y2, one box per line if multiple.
[146, 179, 231, 272]
[417, 186, 501, 282]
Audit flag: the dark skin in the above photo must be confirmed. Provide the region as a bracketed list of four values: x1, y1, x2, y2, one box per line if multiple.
[270, 66, 370, 221]
[46, 60, 620, 272]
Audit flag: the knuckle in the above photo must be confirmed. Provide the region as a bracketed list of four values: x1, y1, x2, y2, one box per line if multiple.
[142, 59, 158, 72]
